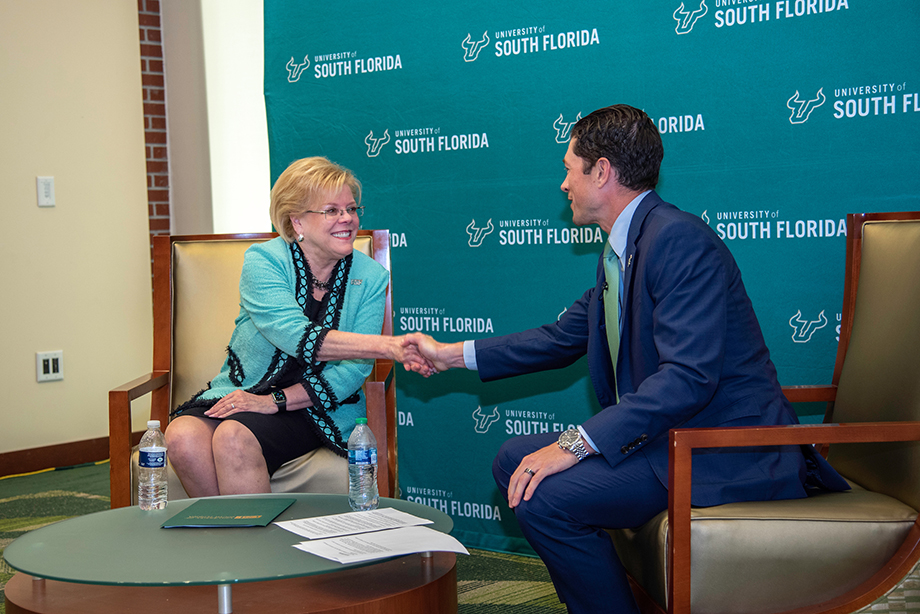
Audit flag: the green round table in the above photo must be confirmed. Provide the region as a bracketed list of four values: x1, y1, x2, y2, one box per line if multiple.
[4, 493, 457, 613]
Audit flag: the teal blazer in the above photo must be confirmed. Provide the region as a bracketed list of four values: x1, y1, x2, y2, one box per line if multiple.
[174, 237, 388, 454]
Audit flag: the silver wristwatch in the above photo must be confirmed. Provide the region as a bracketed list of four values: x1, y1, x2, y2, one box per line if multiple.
[558, 428, 590, 461]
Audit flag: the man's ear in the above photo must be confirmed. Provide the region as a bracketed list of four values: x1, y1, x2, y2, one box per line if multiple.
[595, 157, 615, 187]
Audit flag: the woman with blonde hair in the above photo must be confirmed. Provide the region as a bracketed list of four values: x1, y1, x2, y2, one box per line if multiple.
[166, 157, 428, 496]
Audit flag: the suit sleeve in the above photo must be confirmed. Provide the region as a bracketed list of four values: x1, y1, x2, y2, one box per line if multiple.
[475, 286, 594, 380]
[582, 221, 729, 465]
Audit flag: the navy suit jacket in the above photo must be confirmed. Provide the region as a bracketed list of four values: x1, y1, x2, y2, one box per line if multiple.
[476, 192, 847, 506]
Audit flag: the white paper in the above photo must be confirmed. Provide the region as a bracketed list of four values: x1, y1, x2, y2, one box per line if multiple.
[275, 507, 433, 540]
[293, 525, 469, 564]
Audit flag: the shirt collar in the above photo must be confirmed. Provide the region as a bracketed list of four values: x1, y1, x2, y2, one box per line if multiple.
[607, 190, 651, 261]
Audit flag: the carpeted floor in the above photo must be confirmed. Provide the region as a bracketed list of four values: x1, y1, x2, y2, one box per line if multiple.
[2, 462, 918, 613]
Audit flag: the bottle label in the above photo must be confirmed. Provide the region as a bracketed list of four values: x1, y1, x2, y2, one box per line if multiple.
[139, 447, 166, 468]
[348, 448, 377, 465]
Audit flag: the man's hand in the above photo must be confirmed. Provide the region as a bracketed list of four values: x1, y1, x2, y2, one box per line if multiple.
[392, 335, 438, 377]
[404, 333, 466, 373]
[507, 442, 581, 508]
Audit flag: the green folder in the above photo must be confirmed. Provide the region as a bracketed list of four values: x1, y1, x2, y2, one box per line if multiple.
[161, 498, 295, 528]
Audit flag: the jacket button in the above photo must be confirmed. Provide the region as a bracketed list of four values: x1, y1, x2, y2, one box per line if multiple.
[620, 446, 629, 454]
[640, 434, 648, 442]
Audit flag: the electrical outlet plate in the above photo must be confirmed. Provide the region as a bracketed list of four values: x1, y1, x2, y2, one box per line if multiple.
[37, 176, 55, 207]
[36, 350, 64, 382]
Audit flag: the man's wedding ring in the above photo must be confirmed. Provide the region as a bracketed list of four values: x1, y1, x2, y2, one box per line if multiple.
[524, 468, 535, 476]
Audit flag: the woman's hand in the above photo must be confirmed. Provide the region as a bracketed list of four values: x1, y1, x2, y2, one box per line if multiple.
[205, 390, 277, 418]
[391, 335, 438, 377]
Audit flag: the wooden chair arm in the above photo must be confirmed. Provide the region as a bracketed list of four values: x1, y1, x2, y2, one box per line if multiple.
[667, 422, 920, 614]
[108, 371, 170, 508]
[782, 385, 838, 403]
[365, 360, 397, 498]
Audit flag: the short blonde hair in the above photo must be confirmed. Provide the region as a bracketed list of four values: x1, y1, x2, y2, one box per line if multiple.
[269, 157, 362, 243]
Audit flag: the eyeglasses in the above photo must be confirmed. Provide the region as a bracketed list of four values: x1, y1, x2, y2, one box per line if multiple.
[303, 206, 365, 220]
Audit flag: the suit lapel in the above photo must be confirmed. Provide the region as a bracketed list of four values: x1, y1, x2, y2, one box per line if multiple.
[617, 191, 663, 395]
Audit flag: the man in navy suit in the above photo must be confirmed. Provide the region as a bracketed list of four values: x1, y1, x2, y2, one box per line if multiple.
[408, 104, 846, 613]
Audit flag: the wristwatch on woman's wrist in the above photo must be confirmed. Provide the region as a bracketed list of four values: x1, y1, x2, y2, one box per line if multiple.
[271, 390, 287, 413]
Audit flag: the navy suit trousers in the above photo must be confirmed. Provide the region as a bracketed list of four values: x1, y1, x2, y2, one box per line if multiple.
[493, 432, 669, 614]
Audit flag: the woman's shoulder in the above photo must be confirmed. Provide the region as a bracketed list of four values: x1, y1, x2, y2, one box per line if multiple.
[351, 248, 388, 281]
[243, 236, 292, 264]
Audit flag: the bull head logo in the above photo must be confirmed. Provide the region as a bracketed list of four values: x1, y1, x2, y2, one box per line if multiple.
[286, 55, 310, 82]
[789, 310, 828, 343]
[673, 1, 708, 34]
[461, 31, 490, 62]
[364, 130, 391, 157]
[787, 88, 826, 124]
[553, 112, 582, 143]
[472, 406, 500, 433]
[466, 219, 494, 247]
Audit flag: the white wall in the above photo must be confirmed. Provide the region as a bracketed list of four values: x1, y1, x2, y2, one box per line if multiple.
[162, 0, 271, 235]
[0, 1, 153, 454]
[202, 0, 271, 233]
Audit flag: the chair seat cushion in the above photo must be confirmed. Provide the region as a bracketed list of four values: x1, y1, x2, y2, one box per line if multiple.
[131, 446, 347, 503]
[609, 482, 918, 614]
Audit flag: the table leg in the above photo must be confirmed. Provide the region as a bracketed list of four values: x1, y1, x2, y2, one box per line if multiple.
[217, 583, 232, 613]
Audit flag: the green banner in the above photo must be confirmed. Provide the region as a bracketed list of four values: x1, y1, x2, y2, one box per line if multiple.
[265, 0, 920, 553]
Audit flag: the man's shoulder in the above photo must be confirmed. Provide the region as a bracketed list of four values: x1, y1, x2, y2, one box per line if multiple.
[635, 195, 709, 239]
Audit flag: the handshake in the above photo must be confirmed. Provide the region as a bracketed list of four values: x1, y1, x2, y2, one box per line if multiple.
[391, 333, 465, 378]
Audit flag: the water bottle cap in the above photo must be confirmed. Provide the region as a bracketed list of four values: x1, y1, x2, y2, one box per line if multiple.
[355, 418, 367, 425]
[147, 420, 160, 429]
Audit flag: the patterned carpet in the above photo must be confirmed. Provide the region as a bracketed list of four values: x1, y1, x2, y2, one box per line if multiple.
[2, 462, 918, 613]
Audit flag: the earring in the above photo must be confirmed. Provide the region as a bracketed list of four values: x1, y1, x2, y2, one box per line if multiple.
[297, 234, 304, 243]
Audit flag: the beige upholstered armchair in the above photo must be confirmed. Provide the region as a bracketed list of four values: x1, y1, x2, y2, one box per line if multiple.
[612, 211, 920, 614]
[108, 231, 398, 508]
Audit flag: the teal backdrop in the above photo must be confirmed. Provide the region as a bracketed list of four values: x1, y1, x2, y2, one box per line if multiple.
[264, 1, 919, 554]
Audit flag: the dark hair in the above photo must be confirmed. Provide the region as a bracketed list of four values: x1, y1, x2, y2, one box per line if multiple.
[570, 105, 663, 191]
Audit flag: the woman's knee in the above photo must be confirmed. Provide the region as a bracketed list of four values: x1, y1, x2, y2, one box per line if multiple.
[165, 417, 210, 462]
[211, 421, 260, 459]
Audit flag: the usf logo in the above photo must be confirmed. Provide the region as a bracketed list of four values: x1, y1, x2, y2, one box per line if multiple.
[472, 406, 500, 433]
[466, 219, 494, 247]
[461, 31, 490, 62]
[286, 55, 310, 83]
[789, 310, 828, 343]
[553, 112, 582, 143]
[787, 88, 826, 124]
[364, 130, 391, 157]
[673, 1, 708, 35]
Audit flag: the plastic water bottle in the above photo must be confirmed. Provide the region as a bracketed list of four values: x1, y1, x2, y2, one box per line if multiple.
[137, 420, 168, 510]
[348, 417, 378, 511]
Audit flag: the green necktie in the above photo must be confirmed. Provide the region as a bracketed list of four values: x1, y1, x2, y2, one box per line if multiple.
[603, 242, 620, 401]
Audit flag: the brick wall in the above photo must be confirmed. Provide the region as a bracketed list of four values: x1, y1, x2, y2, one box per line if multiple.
[138, 0, 170, 267]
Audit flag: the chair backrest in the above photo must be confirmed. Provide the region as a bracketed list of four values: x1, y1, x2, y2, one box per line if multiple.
[150, 231, 389, 421]
[827, 212, 920, 510]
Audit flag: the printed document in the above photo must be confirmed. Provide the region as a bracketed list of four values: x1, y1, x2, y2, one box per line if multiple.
[275, 507, 433, 540]
[293, 525, 469, 564]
